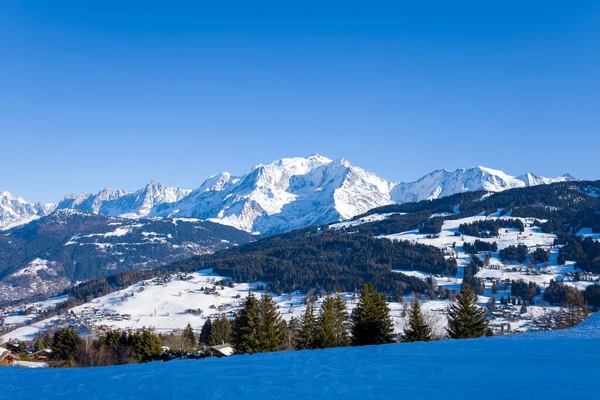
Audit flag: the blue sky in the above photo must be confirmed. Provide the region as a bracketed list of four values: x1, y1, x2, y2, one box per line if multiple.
[1, 1, 599, 202]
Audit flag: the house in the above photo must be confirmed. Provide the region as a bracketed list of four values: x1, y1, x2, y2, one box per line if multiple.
[4, 339, 22, 353]
[31, 348, 53, 362]
[0, 347, 20, 366]
[207, 343, 235, 357]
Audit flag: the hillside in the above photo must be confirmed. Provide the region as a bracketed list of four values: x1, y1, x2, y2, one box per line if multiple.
[3, 312, 600, 399]
[0, 210, 254, 304]
[3, 179, 599, 342]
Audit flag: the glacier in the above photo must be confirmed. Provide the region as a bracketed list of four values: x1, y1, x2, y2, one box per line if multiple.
[2, 312, 599, 399]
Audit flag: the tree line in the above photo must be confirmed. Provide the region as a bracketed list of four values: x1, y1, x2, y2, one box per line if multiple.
[38, 283, 492, 367]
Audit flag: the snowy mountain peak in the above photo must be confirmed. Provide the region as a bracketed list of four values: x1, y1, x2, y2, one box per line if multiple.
[0, 157, 581, 234]
[0, 191, 55, 230]
[390, 165, 575, 205]
[196, 173, 234, 193]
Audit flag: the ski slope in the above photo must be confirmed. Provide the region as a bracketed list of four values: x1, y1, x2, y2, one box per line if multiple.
[3, 312, 599, 399]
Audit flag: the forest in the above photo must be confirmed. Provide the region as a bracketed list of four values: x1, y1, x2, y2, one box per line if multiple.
[173, 229, 457, 295]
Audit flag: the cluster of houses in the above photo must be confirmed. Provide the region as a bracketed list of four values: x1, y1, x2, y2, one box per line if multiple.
[66, 306, 132, 326]
[0, 340, 54, 368]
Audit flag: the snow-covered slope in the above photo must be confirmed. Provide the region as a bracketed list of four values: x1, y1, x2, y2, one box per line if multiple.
[3, 313, 599, 399]
[0, 157, 575, 234]
[0, 210, 255, 303]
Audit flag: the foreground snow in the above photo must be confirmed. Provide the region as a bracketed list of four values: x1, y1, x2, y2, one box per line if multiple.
[3, 312, 599, 399]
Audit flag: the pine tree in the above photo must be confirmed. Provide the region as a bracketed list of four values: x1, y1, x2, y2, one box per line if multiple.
[350, 284, 395, 346]
[182, 322, 196, 350]
[42, 332, 53, 348]
[133, 330, 163, 362]
[209, 315, 232, 346]
[446, 284, 491, 339]
[257, 293, 286, 352]
[296, 301, 318, 350]
[403, 295, 433, 342]
[33, 337, 44, 352]
[199, 317, 213, 345]
[317, 294, 350, 348]
[232, 292, 261, 354]
[51, 328, 81, 361]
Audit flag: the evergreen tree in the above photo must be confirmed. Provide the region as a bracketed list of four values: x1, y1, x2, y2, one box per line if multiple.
[317, 294, 350, 348]
[296, 301, 318, 350]
[132, 330, 163, 362]
[446, 284, 491, 339]
[257, 293, 286, 352]
[51, 328, 81, 361]
[42, 332, 53, 348]
[33, 337, 44, 352]
[209, 315, 232, 346]
[232, 292, 261, 354]
[350, 284, 395, 346]
[182, 322, 196, 350]
[199, 317, 212, 345]
[403, 295, 433, 342]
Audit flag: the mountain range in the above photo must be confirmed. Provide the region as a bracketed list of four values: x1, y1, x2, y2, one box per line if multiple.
[0, 155, 575, 235]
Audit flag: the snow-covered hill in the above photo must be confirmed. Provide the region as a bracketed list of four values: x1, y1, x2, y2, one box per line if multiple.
[0, 210, 255, 303]
[0, 156, 575, 234]
[3, 311, 599, 399]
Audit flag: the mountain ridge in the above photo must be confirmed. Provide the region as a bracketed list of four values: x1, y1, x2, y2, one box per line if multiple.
[0, 156, 576, 233]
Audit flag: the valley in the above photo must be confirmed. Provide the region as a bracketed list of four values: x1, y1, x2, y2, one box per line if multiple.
[3, 179, 599, 345]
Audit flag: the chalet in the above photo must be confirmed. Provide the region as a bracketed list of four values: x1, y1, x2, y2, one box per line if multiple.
[4, 339, 22, 353]
[207, 343, 234, 357]
[31, 348, 53, 362]
[0, 347, 20, 366]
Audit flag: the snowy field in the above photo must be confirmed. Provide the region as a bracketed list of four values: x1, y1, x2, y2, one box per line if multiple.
[1, 269, 448, 342]
[3, 311, 600, 399]
[384, 213, 598, 288]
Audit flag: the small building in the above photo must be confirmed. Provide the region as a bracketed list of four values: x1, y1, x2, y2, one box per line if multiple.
[31, 348, 53, 362]
[0, 347, 20, 366]
[207, 343, 234, 357]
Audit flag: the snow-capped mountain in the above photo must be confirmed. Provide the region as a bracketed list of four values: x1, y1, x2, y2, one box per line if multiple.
[0, 191, 54, 230]
[0, 157, 576, 235]
[153, 158, 575, 234]
[390, 166, 575, 204]
[55, 181, 191, 219]
[153, 155, 396, 234]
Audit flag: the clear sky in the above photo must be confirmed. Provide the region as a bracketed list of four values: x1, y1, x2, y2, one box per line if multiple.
[1, 1, 599, 203]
